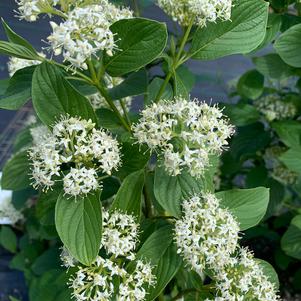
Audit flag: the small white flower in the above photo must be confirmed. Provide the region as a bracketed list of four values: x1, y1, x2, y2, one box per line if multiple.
[102, 210, 139, 258]
[0, 172, 23, 224]
[60, 246, 77, 268]
[132, 97, 234, 177]
[255, 94, 297, 122]
[48, 2, 133, 69]
[7, 56, 42, 77]
[30, 124, 50, 145]
[174, 193, 240, 275]
[157, 0, 232, 27]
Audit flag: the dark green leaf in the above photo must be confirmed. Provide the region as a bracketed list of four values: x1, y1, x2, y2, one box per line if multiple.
[224, 103, 260, 126]
[55, 192, 102, 265]
[216, 187, 270, 230]
[0, 41, 39, 60]
[272, 120, 301, 148]
[32, 62, 97, 126]
[111, 170, 145, 218]
[145, 77, 173, 105]
[237, 70, 264, 100]
[105, 18, 167, 76]
[0, 226, 17, 253]
[173, 66, 196, 98]
[256, 259, 280, 289]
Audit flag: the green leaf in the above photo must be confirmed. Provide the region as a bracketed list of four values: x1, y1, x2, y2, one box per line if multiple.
[224, 103, 260, 126]
[1, 150, 31, 190]
[216, 187, 270, 230]
[135, 225, 181, 300]
[279, 148, 301, 174]
[272, 121, 301, 148]
[0, 41, 39, 60]
[237, 70, 264, 100]
[0, 66, 35, 110]
[281, 215, 301, 260]
[105, 18, 167, 76]
[13, 127, 32, 153]
[32, 62, 97, 126]
[173, 66, 196, 98]
[111, 170, 144, 218]
[1, 18, 37, 53]
[55, 192, 102, 266]
[256, 259, 280, 289]
[154, 163, 215, 217]
[275, 23, 301, 67]
[145, 77, 173, 105]
[253, 54, 295, 79]
[0, 226, 17, 253]
[96, 108, 122, 130]
[0, 79, 9, 95]
[109, 69, 148, 99]
[190, 0, 268, 60]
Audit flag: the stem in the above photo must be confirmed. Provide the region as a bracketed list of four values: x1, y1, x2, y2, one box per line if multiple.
[154, 19, 194, 103]
[95, 83, 131, 132]
[119, 99, 131, 127]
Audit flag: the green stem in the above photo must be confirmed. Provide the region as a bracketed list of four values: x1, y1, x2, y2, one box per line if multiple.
[154, 19, 194, 103]
[119, 99, 131, 127]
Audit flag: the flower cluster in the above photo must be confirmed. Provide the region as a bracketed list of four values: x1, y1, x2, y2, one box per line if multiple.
[0, 173, 23, 224]
[264, 146, 298, 185]
[8, 57, 42, 77]
[28, 116, 121, 196]
[133, 97, 234, 177]
[89, 75, 132, 113]
[60, 246, 77, 268]
[30, 124, 49, 145]
[157, 0, 232, 27]
[16, 0, 59, 21]
[48, 2, 132, 69]
[174, 193, 240, 275]
[206, 247, 280, 301]
[102, 210, 139, 259]
[68, 210, 155, 301]
[254, 95, 297, 122]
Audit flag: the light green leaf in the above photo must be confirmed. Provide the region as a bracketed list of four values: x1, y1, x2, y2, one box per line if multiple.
[272, 121, 301, 148]
[253, 53, 295, 79]
[216, 187, 270, 230]
[0, 226, 17, 253]
[237, 70, 264, 100]
[55, 192, 102, 266]
[105, 18, 167, 76]
[32, 62, 97, 126]
[256, 259, 280, 289]
[190, 0, 268, 60]
[275, 23, 301, 67]
[224, 103, 260, 126]
[1, 150, 31, 190]
[279, 148, 301, 174]
[281, 215, 301, 260]
[173, 66, 196, 98]
[109, 68, 148, 99]
[111, 170, 145, 218]
[0, 41, 39, 60]
[0, 66, 36, 110]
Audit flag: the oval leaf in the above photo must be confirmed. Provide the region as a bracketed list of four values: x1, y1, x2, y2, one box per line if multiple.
[32, 62, 97, 126]
[105, 18, 167, 76]
[55, 192, 102, 266]
[216, 187, 269, 230]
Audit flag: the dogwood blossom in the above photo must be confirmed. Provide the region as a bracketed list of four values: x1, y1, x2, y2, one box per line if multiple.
[60, 246, 77, 268]
[30, 124, 50, 145]
[255, 95, 297, 122]
[102, 210, 139, 259]
[0, 172, 23, 224]
[8, 57, 42, 77]
[157, 0, 232, 27]
[133, 97, 234, 177]
[206, 247, 280, 301]
[28, 116, 121, 196]
[48, 2, 132, 69]
[174, 193, 240, 275]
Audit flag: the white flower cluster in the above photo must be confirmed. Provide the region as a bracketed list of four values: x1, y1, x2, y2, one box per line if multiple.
[28, 116, 121, 196]
[16, 0, 59, 21]
[60, 246, 77, 268]
[48, 2, 133, 69]
[30, 124, 49, 145]
[175, 193, 240, 275]
[70, 256, 155, 301]
[0, 172, 23, 225]
[264, 146, 298, 185]
[206, 247, 280, 301]
[102, 210, 139, 259]
[255, 95, 297, 122]
[89, 76, 132, 113]
[157, 0, 232, 27]
[133, 97, 234, 177]
[7, 57, 42, 77]
[68, 210, 155, 301]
